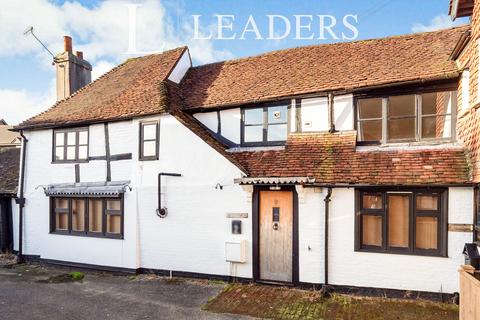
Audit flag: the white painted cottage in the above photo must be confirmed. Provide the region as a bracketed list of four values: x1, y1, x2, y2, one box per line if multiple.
[12, 11, 480, 297]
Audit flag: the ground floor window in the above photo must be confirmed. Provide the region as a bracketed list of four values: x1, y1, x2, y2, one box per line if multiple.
[50, 197, 123, 239]
[355, 189, 447, 256]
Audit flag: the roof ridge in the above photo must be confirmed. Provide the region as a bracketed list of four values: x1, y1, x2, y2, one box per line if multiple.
[191, 25, 470, 70]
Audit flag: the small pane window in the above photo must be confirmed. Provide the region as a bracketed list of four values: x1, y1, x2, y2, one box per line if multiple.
[107, 215, 121, 234]
[415, 217, 438, 250]
[387, 95, 416, 142]
[267, 124, 287, 141]
[140, 122, 158, 160]
[245, 108, 263, 125]
[89, 199, 103, 233]
[416, 194, 438, 210]
[72, 199, 85, 232]
[357, 98, 383, 142]
[244, 126, 263, 142]
[362, 193, 382, 209]
[388, 194, 409, 248]
[362, 215, 382, 246]
[268, 106, 287, 123]
[53, 128, 88, 162]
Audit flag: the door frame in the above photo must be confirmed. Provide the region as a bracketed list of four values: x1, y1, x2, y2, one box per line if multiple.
[252, 185, 299, 285]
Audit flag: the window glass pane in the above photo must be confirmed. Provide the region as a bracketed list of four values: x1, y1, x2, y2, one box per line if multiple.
[416, 217, 438, 250]
[358, 98, 382, 119]
[72, 199, 85, 232]
[78, 146, 88, 160]
[55, 132, 64, 146]
[358, 120, 382, 141]
[55, 147, 64, 161]
[362, 215, 382, 246]
[362, 193, 382, 209]
[107, 200, 121, 210]
[388, 118, 415, 141]
[88, 199, 102, 233]
[416, 194, 438, 210]
[143, 141, 157, 157]
[78, 131, 88, 145]
[421, 92, 452, 115]
[388, 95, 415, 117]
[267, 124, 287, 141]
[388, 194, 409, 248]
[66, 146, 76, 160]
[422, 115, 451, 139]
[107, 215, 121, 234]
[67, 132, 76, 146]
[55, 198, 68, 209]
[244, 125, 263, 142]
[143, 124, 157, 140]
[56, 212, 68, 230]
[268, 106, 287, 123]
[244, 108, 263, 125]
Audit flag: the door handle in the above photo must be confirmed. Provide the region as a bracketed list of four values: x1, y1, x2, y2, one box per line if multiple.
[273, 222, 279, 230]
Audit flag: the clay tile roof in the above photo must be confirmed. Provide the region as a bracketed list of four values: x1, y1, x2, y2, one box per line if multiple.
[16, 47, 187, 130]
[0, 125, 20, 146]
[230, 132, 471, 185]
[181, 26, 468, 110]
[0, 147, 20, 195]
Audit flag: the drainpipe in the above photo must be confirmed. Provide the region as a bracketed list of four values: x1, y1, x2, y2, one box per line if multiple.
[17, 130, 28, 263]
[324, 187, 332, 285]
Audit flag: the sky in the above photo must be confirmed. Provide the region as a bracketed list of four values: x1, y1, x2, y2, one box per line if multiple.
[0, 0, 470, 125]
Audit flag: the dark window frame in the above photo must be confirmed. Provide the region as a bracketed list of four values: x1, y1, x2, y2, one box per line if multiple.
[475, 188, 480, 245]
[139, 121, 159, 161]
[52, 127, 89, 163]
[355, 188, 448, 257]
[354, 90, 457, 145]
[50, 196, 124, 239]
[240, 101, 290, 147]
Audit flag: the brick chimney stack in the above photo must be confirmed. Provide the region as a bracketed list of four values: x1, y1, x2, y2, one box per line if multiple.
[55, 36, 92, 101]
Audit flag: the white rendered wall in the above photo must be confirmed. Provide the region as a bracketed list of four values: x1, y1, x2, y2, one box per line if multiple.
[329, 188, 473, 293]
[194, 112, 218, 133]
[298, 186, 325, 284]
[18, 114, 251, 277]
[300, 97, 329, 132]
[167, 50, 191, 84]
[334, 94, 354, 131]
[220, 108, 241, 144]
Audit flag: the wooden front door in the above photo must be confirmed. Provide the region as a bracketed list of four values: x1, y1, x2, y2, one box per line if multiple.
[259, 190, 293, 282]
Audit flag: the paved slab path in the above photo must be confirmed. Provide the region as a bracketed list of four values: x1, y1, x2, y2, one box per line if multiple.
[0, 263, 252, 320]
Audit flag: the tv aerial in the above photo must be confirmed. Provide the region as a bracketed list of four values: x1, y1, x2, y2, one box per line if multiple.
[23, 26, 56, 65]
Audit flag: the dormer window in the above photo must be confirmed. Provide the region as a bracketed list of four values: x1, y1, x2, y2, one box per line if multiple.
[241, 104, 288, 146]
[356, 90, 456, 144]
[53, 128, 89, 162]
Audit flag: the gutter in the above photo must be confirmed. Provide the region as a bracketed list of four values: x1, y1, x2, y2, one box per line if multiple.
[16, 130, 27, 263]
[324, 187, 332, 285]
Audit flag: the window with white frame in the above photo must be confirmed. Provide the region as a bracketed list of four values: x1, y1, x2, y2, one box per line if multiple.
[356, 91, 456, 143]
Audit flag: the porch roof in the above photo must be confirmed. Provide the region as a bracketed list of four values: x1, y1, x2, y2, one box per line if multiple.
[44, 181, 131, 198]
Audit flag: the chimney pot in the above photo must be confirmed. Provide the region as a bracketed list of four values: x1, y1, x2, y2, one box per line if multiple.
[63, 36, 72, 53]
[76, 51, 83, 59]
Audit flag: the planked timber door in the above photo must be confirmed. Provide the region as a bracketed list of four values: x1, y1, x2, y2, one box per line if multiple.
[259, 190, 293, 283]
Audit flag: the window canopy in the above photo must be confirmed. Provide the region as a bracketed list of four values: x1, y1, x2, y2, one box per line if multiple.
[43, 181, 131, 198]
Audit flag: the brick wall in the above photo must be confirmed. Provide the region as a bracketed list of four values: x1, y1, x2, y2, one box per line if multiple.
[457, 1, 480, 181]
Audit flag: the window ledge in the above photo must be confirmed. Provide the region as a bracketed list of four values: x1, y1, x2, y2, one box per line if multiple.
[356, 142, 462, 152]
[355, 248, 447, 258]
[227, 146, 286, 153]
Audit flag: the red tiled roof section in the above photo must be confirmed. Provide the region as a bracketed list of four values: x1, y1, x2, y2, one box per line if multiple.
[231, 132, 471, 185]
[181, 27, 468, 110]
[16, 47, 187, 129]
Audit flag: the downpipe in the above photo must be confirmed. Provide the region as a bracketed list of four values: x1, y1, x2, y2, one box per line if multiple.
[323, 187, 332, 291]
[16, 130, 28, 263]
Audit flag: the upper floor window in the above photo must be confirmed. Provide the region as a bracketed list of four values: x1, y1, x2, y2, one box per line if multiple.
[356, 91, 456, 144]
[53, 128, 89, 162]
[139, 121, 159, 160]
[241, 104, 288, 146]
